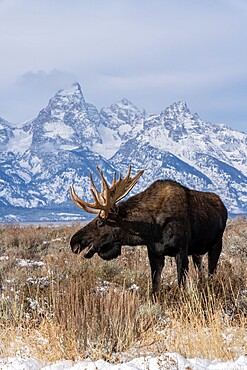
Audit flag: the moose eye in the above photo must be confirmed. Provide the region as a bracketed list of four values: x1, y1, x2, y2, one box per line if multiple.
[96, 219, 105, 228]
[110, 205, 118, 215]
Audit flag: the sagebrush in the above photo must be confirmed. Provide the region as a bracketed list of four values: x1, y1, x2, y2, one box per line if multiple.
[0, 220, 246, 362]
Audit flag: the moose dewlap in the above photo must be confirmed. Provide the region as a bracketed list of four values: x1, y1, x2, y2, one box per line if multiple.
[70, 166, 227, 293]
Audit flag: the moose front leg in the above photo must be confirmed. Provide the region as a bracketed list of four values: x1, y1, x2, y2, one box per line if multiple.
[208, 239, 222, 275]
[147, 248, 165, 295]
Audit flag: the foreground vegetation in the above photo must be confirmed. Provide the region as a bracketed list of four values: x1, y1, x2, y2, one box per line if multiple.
[0, 219, 246, 362]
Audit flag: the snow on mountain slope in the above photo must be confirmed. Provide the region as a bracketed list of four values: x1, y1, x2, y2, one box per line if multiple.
[94, 98, 144, 159]
[0, 82, 247, 221]
[7, 124, 33, 155]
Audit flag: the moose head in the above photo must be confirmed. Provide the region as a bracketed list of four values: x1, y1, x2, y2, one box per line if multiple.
[70, 166, 144, 260]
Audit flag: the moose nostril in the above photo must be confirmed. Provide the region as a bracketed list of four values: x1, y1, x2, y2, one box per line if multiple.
[72, 244, 81, 254]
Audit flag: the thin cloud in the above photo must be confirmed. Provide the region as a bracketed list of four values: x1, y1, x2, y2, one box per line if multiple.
[17, 69, 76, 91]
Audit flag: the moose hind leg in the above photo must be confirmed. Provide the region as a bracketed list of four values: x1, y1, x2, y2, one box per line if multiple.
[208, 239, 222, 275]
[147, 248, 164, 294]
[192, 254, 204, 272]
[176, 250, 189, 286]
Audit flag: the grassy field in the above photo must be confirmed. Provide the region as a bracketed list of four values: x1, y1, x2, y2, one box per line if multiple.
[0, 219, 246, 362]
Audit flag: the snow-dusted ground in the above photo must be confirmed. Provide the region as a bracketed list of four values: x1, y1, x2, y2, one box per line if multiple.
[1, 353, 247, 370]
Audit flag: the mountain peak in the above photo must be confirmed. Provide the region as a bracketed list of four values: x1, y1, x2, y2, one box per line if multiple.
[39, 82, 88, 118]
[105, 98, 143, 117]
[28, 81, 101, 153]
[119, 98, 133, 106]
[55, 82, 85, 102]
[175, 101, 188, 109]
[167, 101, 189, 113]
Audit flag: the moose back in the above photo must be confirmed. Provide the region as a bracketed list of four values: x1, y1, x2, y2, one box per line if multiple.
[70, 167, 228, 293]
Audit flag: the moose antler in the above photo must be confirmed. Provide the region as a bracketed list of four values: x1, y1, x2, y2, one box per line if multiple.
[70, 166, 144, 219]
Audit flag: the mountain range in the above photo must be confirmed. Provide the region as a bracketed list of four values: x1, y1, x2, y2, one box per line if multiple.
[1, 82, 247, 222]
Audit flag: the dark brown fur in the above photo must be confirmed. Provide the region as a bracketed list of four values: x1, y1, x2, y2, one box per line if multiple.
[70, 180, 228, 293]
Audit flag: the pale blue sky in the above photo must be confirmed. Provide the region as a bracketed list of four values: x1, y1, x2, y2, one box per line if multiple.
[0, 0, 247, 132]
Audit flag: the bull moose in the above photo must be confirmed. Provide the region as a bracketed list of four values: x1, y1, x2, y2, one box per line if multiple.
[70, 166, 227, 293]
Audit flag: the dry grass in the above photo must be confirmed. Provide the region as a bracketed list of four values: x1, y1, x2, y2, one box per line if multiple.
[0, 220, 246, 362]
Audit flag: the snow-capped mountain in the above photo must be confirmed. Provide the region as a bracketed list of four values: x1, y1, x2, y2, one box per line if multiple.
[0, 82, 247, 222]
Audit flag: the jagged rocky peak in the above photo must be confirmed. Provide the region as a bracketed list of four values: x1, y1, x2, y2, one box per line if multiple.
[160, 101, 209, 137]
[163, 101, 192, 119]
[29, 82, 102, 151]
[100, 97, 144, 129]
[57, 82, 84, 99]
[32, 82, 86, 126]
[46, 82, 87, 114]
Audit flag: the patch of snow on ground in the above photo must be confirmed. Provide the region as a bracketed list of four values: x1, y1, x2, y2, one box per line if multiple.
[0, 354, 247, 370]
[16, 259, 45, 268]
[0, 256, 9, 261]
